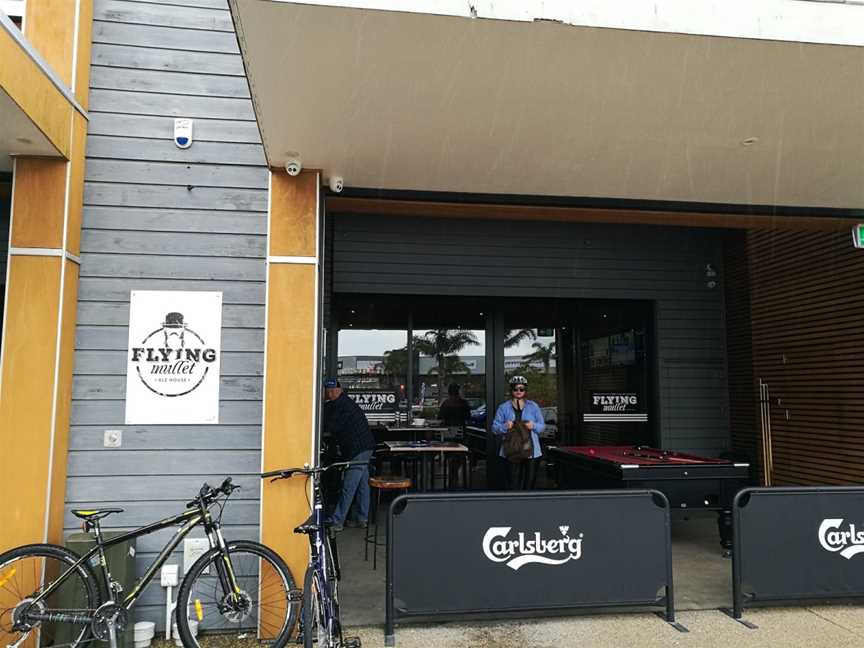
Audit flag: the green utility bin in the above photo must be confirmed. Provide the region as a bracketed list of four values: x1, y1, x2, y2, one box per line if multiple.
[53, 532, 138, 648]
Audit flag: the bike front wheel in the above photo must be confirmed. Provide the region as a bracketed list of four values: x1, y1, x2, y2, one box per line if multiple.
[176, 540, 298, 648]
[302, 566, 325, 648]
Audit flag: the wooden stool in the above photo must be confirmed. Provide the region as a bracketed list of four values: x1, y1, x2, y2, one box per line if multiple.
[364, 476, 412, 570]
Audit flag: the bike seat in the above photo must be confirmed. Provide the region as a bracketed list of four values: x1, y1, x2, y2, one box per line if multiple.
[294, 515, 320, 535]
[71, 508, 124, 521]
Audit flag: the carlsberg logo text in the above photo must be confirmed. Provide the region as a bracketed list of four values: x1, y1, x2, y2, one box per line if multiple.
[819, 519, 864, 559]
[482, 526, 583, 570]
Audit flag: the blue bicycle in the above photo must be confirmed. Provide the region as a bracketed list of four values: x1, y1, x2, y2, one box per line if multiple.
[262, 462, 363, 648]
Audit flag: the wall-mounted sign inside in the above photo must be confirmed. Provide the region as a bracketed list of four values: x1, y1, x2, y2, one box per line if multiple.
[125, 291, 223, 424]
[590, 392, 638, 414]
[346, 390, 399, 414]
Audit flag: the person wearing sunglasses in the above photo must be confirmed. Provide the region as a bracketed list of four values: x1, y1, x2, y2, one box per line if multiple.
[492, 375, 546, 489]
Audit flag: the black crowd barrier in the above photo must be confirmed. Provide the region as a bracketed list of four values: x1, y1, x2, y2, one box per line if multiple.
[732, 486, 864, 619]
[385, 490, 677, 646]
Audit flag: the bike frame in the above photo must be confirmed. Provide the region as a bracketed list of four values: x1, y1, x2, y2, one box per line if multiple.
[308, 474, 337, 629]
[27, 502, 239, 617]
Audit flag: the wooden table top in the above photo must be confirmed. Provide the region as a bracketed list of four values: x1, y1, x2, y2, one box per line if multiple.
[382, 441, 469, 453]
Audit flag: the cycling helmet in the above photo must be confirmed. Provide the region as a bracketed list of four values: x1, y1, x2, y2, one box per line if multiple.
[509, 375, 528, 387]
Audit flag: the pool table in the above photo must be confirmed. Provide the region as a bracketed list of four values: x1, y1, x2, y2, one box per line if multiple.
[548, 445, 751, 552]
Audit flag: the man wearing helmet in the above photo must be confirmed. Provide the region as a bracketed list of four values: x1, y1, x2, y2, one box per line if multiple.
[492, 375, 546, 489]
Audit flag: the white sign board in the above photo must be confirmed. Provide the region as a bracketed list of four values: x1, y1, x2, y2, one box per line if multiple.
[125, 291, 222, 424]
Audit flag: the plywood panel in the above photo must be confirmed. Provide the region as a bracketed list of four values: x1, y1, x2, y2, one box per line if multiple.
[269, 172, 317, 257]
[90, 66, 250, 98]
[0, 256, 62, 551]
[92, 20, 239, 53]
[0, 20, 73, 158]
[261, 263, 317, 592]
[67, 112, 89, 255]
[89, 89, 255, 119]
[10, 158, 66, 248]
[46, 261, 80, 544]
[81, 230, 266, 257]
[91, 43, 244, 76]
[94, 0, 233, 31]
[86, 136, 265, 165]
[86, 159, 268, 188]
[87, 113, 260, 144]
[75, 0, 95, 109]
[24, 0, 76, 86]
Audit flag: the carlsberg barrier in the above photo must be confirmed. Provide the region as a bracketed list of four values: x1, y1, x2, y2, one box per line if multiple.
[731, 487, 864, 621]
[385, 490, 677, 646]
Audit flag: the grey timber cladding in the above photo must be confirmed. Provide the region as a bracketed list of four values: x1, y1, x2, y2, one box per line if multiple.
[332, 214, 731, 455]
[67, 0, 266, 628]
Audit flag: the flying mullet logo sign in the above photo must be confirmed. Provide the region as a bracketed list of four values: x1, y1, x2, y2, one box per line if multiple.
[125, 291, 223, 424]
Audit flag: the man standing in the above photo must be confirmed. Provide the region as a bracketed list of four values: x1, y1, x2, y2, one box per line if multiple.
[322, 379, 376, 531]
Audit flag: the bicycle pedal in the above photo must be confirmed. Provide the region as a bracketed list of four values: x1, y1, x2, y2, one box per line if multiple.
[288, 588, 303, 602]
[343, 637, 361, 648]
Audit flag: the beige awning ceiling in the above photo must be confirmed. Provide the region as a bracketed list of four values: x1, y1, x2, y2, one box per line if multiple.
[232, 1, 864, 209]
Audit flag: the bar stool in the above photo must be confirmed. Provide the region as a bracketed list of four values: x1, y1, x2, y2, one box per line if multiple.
[364, 475, 412, 570]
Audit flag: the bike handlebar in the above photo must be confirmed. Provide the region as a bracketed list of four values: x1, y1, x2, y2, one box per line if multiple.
[186, 476, 240, 509]
[262, 460, 368, 481]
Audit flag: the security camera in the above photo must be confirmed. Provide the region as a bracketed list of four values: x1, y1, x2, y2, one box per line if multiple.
[285, 156, 302, 177]
[329, 176, 344, 193]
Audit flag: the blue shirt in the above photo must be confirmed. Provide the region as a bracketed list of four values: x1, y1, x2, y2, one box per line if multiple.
[492, 399, 545, 459]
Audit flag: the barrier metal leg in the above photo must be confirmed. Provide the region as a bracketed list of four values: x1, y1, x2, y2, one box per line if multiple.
[720, 607, 758, 630]
[385, 500, 396, 647]
[659, 585, 688, 633]
[719, 519, 758, 629]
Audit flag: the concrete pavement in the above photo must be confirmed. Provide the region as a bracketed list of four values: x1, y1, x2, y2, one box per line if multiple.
[349, 606, 864, 648]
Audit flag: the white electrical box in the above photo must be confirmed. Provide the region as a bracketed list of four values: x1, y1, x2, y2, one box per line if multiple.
[103, 430, 122, 448]
[161, 564, 178, 587]
[183, 538, 210, 574]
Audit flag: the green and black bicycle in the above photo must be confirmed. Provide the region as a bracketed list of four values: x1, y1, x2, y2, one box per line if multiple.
[0, 478, 300, 648]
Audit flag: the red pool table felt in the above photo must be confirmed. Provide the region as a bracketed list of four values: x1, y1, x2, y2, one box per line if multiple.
[556, 445, 732, 467]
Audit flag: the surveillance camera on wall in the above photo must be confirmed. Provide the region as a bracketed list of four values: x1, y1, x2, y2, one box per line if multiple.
[329, 176, 344, 193]
[285, 156, 302, 177]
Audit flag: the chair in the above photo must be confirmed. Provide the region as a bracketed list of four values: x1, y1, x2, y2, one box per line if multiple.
[364, 475, 412, 569]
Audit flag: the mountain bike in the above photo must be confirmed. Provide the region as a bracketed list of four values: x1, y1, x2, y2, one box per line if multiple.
[0, 478, 300, 648]
[262, 463, 363, 648]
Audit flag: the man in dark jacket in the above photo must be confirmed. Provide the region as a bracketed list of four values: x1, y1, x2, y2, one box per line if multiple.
[322, 379, 376, 531]
[438, 383, 471, 428]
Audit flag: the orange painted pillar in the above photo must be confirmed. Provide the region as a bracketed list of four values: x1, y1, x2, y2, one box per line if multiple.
[0, 0, 92, 552]
[260, 171, 321, 591]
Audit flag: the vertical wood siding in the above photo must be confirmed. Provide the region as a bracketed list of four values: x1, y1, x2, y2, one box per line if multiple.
[332, 214, 730, 455]
[66, 0, 266, 627]
[744, 229, 864, 485]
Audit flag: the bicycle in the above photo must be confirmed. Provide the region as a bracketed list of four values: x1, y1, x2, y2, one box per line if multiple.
[0, 478, 300, 648]
[262, 462, 363, 648]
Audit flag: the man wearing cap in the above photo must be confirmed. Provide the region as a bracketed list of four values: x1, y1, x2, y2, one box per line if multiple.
[322, 379, 376, 531]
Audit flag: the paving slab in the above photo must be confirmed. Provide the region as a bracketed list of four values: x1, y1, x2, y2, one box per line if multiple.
[349, 607, 864, 648]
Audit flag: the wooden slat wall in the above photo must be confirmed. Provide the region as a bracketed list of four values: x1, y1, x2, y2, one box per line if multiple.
[742, 229, 864, 485]
[65, 0, 266, 627]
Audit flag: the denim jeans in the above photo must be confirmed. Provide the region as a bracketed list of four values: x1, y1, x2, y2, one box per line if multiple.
[330, 449, 373, 525]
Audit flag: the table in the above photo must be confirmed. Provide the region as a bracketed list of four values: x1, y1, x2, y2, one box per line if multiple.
[547, 445, 751, 552]
[376, 426, 450, 443]
[378, 441, 470, 491]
